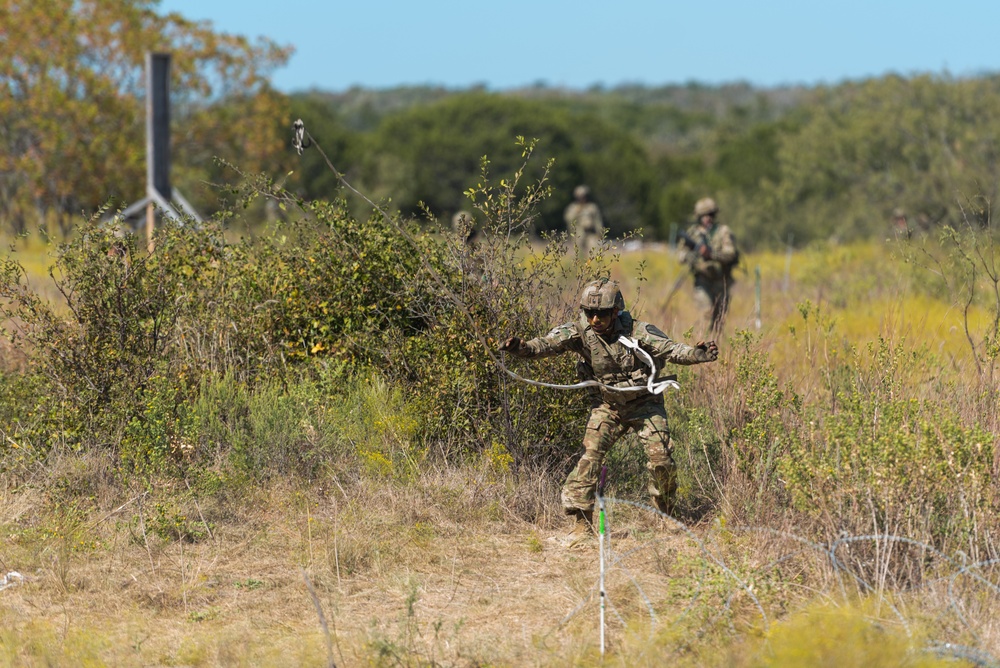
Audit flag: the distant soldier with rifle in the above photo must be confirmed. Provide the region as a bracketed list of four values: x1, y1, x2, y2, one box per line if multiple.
[679, 197, 740, 335]
[500, 278, 719, 547]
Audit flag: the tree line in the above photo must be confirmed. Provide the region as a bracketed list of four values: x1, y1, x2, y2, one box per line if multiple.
[2, 1, 999, 248]
[292, 76, 1000, 249]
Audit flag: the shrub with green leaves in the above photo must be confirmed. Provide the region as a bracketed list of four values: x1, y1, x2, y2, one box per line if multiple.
[0, 218, 224, 452]
[0, 142, 615, 480]
[780, 340, 998, 550]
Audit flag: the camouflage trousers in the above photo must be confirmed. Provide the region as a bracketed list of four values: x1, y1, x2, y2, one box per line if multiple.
[561, 398, 677, 515]
[693, 278, 732, 335]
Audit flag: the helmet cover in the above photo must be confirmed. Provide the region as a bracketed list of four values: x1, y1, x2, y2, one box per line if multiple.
[579, 278, 624, 310]
[694, 197, 719, 217]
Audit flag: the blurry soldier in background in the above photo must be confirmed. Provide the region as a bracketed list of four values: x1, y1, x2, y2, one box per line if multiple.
[891, 207, 911, 239]
[680, 197, 740, 335]
[564, 185, 605, 253]
[500, 278, 718, 547]
[452, 210, 487, 281]
[452, 210, 477, 245]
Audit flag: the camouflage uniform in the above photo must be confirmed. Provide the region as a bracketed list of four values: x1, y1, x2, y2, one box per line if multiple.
[683, 219, 739, 334]
[564, 185, 605, 253]
[509, 310, 711, 515]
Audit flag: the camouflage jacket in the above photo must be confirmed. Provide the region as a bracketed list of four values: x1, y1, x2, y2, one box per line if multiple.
[564, 202, 604, 235]
[511, 311, 705, 405]
[682, 223, 739, 285]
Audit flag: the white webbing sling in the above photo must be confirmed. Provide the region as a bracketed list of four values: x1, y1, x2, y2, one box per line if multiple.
[501, 335, 680, 395]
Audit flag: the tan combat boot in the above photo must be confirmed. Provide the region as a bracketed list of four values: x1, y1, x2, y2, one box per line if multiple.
[559, 509, 594, 548]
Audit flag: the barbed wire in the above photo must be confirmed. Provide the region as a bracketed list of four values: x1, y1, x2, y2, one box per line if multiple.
[554, 498, 1000, 665]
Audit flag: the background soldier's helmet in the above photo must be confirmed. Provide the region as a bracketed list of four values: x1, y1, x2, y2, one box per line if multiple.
[451, 210, 472, 231]
[579, 278, 625, 310]
[573, 184, 591, 200]
[694, 197, 719, 217]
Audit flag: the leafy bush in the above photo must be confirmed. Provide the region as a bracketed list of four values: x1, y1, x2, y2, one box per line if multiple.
[326, 371, 422, 479]
[0, 218, 225, 450]
[780, 340, 998, 550]
[0, 370, 73, 475]
[187, 371, 340, 480]
[0, 140, 614, 481]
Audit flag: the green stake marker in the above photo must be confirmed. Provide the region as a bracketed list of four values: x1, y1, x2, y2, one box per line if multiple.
[598, 466, 608, 656]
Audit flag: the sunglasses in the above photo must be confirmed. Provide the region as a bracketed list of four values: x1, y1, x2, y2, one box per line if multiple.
[583, 308, 615, 319]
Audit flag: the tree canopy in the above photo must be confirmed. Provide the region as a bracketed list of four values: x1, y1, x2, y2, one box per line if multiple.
[3, 3, 1000, 249]
[354, 93, 656, 236]
[0, 0, 291, 232]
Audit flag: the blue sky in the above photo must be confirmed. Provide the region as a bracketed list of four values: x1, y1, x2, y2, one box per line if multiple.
[156, 0, 999, 93]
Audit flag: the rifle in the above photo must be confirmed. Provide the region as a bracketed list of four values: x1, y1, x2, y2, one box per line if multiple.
[664, 230, 704, 309]
[677, 230, 707, 259]
[663, 271, 688, 309]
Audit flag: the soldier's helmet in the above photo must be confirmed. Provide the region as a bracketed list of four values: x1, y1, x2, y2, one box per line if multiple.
[452, 210, 472, 232]
[573, 184, 591, 201]
[579, 278, 625, 311]
[452, 210, 477, 243]
[694, 197, 719, 217]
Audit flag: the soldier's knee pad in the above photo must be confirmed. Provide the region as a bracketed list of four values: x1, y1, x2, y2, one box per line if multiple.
[646, 448, 675, 469]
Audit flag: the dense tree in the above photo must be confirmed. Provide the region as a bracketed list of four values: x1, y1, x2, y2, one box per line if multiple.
[757, 75, 1000, 243]
[362, 93, 657, 236]
[362, 93, 578, 232]
[301, 78, 1000, 248]
[0, 0, 291, 233]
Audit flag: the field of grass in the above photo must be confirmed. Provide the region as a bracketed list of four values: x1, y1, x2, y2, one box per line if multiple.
[4, 462, 993, 667]
[1, 230, 998, 666]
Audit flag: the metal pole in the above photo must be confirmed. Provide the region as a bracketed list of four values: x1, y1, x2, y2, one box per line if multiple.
[146, 52, 172, 202]
[146, 52, 171, 249]
[598, 466, 607, 656]
[754, 265, 762, 330]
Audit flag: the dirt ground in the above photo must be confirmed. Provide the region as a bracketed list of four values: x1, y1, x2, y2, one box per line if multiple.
[1, 475, 997, 667]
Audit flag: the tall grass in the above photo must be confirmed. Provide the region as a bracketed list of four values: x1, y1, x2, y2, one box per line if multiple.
[1, 190, 998, 662]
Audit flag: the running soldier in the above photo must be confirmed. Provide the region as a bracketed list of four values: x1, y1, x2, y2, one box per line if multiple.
[500, 278, 718, 546]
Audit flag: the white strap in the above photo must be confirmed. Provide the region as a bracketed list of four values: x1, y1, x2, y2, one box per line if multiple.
[0, 572, 23, 592]
[501, 336, 679, 395]
[616, 336, 681, 395]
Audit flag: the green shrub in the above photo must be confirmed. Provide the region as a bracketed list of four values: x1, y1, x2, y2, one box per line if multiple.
[0, 141, 645, 485]
[0, 217, 226, 446]
[0, 370, 75, 473]
[781, 385, 996, 548]
[327, 370, 422, 479]
[738, 601, 943, 668]
[186, 370, 346, 480]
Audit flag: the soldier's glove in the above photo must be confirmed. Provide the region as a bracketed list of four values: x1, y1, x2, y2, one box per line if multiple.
[694, 340, 719, 362]
[499, 336, 525, 354]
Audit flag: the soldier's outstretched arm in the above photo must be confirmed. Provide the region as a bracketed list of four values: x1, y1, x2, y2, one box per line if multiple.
[500, 322, 581, 360]
[635, 322, 718, 365]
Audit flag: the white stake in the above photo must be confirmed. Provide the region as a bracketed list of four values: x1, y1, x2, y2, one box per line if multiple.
[598, 466, 608, 656]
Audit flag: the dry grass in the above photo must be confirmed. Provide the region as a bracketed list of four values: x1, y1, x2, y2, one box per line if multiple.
[1, 235, 998, 665]
[1, 457, 994, 666]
